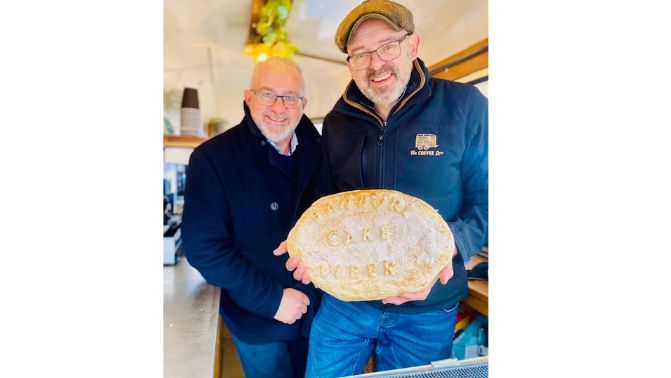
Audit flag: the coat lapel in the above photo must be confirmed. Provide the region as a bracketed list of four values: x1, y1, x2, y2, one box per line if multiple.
[291, 116, 320, 220]
[292, 139, 319, 218]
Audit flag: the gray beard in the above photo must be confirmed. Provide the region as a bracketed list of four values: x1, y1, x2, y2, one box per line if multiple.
[363, 79, 406, 105]
[359, 59, 413, 105]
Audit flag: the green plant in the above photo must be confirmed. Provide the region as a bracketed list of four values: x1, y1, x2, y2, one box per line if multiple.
[255, 0, 298, 58]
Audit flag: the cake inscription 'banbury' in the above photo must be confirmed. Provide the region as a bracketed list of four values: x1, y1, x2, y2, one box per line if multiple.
[310, 193, 411, 221]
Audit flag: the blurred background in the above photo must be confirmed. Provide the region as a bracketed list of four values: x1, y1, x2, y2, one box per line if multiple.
[163, 0, 488, 135]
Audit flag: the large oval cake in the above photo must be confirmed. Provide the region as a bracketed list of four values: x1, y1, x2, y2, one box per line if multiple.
[287, 189, 455, 301]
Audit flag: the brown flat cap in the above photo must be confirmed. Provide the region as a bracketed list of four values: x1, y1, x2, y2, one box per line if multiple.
[335, 0, 414, 53]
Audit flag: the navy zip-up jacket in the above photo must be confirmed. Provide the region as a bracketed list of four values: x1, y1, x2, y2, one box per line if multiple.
[321, 58, 488, 313]
[181, 103, 322, 343]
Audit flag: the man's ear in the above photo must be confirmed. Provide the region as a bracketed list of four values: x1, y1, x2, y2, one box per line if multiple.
[300, 96, 308, 112]
[408, 33, 420, 59]
[243, 90, 253, 107]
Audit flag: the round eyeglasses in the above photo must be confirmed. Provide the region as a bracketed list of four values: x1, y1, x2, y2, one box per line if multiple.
[346, 34, 411, 71]
[250, 90, 304, 109]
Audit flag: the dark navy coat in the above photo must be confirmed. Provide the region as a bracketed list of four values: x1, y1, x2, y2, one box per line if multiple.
[181, 103, 322, 343]
[321, 58, 488, 314]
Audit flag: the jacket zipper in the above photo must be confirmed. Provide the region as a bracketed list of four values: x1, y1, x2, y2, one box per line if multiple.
[378, 121, 386, 187]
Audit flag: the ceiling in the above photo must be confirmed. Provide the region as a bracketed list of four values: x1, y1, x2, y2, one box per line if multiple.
[164, 0, 488, 133]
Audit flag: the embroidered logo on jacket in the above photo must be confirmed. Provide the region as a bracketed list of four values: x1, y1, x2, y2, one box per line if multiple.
[411, 134, 444, 156]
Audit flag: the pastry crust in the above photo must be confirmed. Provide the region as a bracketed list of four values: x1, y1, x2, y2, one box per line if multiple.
[287, 189, 454, 301]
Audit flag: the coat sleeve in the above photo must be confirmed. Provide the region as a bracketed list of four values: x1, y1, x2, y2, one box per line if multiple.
[181, 148, 284, 319]
[448, 88, 489, 260]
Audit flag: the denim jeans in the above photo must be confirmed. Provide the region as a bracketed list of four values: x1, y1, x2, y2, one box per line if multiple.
[306, 294, 458, 378]
[232, 335, 308, 378]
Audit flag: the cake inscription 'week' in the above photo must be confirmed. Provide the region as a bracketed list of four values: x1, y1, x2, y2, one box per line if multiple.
[315, 260, 397, 278]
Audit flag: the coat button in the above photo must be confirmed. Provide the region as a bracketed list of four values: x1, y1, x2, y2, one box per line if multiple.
[261, 140, 266, 146]
[270, 202, 279, 211]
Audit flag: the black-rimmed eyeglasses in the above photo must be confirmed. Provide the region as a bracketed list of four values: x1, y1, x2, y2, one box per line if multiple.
[250, 90, 304, 109]
[346, 34, 411, 71]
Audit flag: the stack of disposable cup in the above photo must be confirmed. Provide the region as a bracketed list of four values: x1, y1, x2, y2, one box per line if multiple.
[180, 87, 202, 136]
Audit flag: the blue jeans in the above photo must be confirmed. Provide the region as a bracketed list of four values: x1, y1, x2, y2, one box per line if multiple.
[306, 294, 459, 378]
[232, 335, 308, 378]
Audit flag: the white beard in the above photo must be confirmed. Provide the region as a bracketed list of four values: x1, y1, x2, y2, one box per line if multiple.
[257, 115, 297, 145]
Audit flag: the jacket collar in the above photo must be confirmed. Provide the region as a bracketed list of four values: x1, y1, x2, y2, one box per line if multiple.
[242, 101, 267, 141]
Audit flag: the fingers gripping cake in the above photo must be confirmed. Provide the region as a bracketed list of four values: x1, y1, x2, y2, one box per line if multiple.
[287, 190, 455, 301]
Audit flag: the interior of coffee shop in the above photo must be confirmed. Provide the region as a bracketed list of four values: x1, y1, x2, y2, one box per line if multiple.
[5, 1, 668, 377]
[163, 1, 488, 377]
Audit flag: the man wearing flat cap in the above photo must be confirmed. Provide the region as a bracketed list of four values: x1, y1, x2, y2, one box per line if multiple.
[281, 0, 488, 376]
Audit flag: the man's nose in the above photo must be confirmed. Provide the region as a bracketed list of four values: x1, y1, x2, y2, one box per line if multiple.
[369, 51, 386, 71]
[270, 96, 286, 111]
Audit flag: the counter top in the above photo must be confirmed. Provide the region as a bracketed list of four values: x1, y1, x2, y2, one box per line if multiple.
[464, 255, 488, 316]
[164, 257, 220, 378]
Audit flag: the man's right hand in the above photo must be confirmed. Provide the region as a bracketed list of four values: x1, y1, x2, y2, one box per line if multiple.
[273, 288, 310, 324]
[273, 241, 313, 285]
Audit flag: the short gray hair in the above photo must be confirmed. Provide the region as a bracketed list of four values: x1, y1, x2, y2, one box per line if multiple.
[249, 57, 305, 95]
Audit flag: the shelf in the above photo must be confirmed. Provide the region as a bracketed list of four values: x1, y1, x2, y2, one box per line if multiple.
[463, 255, 488, 316]
[164, 135, 209, 149]
[428, 38, 488, 83]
